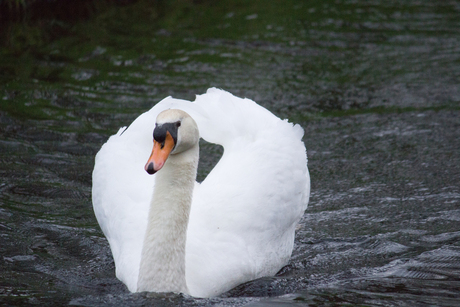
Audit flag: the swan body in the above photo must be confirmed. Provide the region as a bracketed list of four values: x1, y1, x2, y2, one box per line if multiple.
[92, 88, 310, 297]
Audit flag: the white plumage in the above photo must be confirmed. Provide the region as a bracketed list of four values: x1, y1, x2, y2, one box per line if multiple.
[92, 88, 310, 297]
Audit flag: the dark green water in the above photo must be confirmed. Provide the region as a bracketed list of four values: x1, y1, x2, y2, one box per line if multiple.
[1, 0, 459, 306]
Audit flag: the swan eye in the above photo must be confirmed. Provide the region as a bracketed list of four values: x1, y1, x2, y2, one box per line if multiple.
[176, 121, 181, 128]
[153, 122, 178, 147]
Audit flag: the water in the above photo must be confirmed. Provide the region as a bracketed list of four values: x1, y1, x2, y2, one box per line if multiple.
[1, 0, 459, 305]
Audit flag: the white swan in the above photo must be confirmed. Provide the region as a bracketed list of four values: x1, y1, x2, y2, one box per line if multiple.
[92, 88, 310, 297]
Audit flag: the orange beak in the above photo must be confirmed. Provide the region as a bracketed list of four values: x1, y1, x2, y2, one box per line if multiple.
[145, 131, 176, 175]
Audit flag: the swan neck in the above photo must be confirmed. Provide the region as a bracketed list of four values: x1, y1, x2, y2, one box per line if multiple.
[137, 145, 198, 293]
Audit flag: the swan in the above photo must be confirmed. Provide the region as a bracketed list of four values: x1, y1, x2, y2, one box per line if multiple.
[92, 88, 310, 297]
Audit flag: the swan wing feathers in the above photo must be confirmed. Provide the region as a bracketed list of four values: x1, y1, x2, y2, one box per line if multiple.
[92, 96, 190, 291]
[184, 88, 309, 296]
[92, 88, 310, 296]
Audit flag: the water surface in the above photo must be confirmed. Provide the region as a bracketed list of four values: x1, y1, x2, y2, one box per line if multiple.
[0, 0, 459, 305]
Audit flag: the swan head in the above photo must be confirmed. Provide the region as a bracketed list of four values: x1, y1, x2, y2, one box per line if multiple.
[145, 109, 199, 175]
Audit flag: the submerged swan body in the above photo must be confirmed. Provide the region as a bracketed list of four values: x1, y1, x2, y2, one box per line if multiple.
[92, 88, 310, 297]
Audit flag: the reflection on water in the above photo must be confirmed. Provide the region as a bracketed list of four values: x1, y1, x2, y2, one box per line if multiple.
[1, 0, 459, 305]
